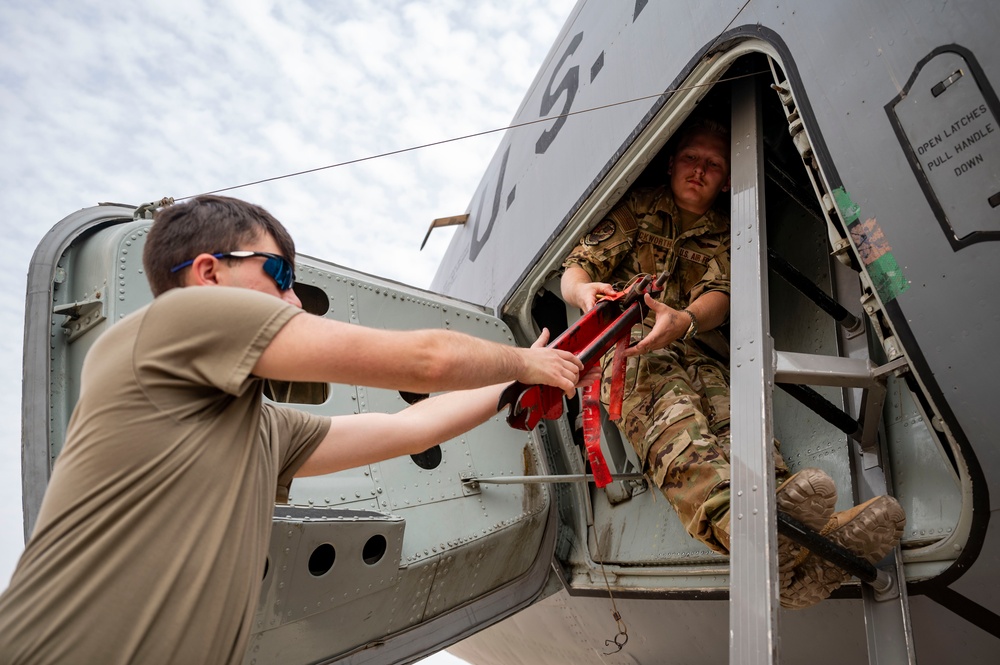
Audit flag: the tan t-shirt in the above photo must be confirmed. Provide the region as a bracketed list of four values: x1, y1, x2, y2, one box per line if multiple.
[0, 287, 331, 665]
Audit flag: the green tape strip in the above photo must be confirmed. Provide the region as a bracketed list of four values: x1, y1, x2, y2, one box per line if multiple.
[867, 252, 910, 301]
[832, 187, 860, 224]
[835, 187, 909, 302]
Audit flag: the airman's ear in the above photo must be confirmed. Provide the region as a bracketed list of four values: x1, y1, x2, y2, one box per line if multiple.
[186, 254, 223, 287]
[722, 177, 731, 193]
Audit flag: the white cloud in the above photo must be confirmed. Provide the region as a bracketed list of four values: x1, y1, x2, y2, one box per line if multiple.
[0, 0, 576, 662]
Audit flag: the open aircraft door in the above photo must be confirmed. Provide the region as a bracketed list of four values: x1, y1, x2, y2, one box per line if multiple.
[22, 206, 558, 665]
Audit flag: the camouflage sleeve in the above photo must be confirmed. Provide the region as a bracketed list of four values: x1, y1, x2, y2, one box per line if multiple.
[626, 186, 665, 213]
[689, 234, 731, 302]
[562, 201, 638, 282]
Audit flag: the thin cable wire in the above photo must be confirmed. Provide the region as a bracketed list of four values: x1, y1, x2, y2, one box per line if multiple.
[175, 69, 765, 201]
[707, 0, 754, 54]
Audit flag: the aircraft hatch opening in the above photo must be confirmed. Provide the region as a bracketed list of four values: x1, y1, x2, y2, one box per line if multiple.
[520, 50, 967, 598]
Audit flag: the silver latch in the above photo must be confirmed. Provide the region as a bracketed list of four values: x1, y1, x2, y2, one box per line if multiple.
[459, 474, 482, 496]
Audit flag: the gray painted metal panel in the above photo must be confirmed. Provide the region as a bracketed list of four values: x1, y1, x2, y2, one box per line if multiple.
[21, 207, 144, 537]
[884, 375, 962, 548]
[449, 590, 887, 665]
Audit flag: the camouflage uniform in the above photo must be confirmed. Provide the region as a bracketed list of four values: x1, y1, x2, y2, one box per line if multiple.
[563, 185, 789, 554]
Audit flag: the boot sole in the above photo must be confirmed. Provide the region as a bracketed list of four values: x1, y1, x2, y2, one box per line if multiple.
[776, 469, 838, 573]
[781, 496, 905, 610]
[775, 468, 837, 531]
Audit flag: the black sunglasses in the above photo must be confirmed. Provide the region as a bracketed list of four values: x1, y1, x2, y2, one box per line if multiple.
[170, 251, 295, 291]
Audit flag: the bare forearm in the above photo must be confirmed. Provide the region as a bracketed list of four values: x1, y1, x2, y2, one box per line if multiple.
[686, 290, 729, 332]
[254, 315, 579, 394]
[561, 265, 614, 312]
[628, 290, 730, 356]
[296, 384, 505, 477]
[373, 329, 580, 394]
[393, 383, 505, 448]
[408, 331, 525, 392]
[560, 265, 592, 309]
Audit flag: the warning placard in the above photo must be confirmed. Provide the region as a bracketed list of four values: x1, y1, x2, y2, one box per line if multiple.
[888, 47, 1000, 249]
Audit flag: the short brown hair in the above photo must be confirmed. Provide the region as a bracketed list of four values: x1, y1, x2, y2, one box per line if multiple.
[142, 195, 296, 296]
[674, 116, 731, 155]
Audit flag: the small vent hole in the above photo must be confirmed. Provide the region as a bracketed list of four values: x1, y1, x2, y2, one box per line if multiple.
[308, 543, 336, 576]
[363, 535, 387, 565]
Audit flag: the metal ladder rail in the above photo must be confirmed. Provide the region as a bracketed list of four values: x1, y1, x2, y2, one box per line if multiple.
[729, 74, 779, 665]
[767, 247, 864, 336]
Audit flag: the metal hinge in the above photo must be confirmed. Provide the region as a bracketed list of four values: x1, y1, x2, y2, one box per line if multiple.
[54, 290, 107, 342]
[768, 57, 854, 267]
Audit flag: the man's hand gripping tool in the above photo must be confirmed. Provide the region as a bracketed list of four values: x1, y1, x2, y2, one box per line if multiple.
[497, 273, 666, 485]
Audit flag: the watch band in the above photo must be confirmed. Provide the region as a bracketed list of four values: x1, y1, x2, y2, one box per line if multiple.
[682, 309, 699, 340]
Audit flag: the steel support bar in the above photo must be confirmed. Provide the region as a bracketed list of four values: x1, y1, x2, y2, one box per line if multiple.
[729, 77, 779, 665]
[774, 351, 909, 459]
[464, 473, 645, 485]
[776, 384, 862, 438]
[767, 248, 862, 333]
[776, 512, 894, 593]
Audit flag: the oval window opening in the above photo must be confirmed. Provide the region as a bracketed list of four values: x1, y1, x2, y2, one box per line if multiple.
[308, 543, 336, 576]
[410, 445, 442, 470]
[363, 535, 387, 565]
[262, 557, 269, 581]
[399, 391, 429, 405]
[294, 282, 331, 316]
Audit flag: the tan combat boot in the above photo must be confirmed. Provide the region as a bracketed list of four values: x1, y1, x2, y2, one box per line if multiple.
[774, 468, 838, 588]
[781, 495, 906, 610]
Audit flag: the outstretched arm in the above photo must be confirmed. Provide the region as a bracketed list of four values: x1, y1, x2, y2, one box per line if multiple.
[253, 315, 583, 396]
[295, 382, 507, 477]
[625, 290, 729, 357]
[296, 330, 602, 477]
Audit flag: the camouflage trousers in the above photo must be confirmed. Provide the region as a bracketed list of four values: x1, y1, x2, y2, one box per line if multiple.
[601, 333, 789, 555]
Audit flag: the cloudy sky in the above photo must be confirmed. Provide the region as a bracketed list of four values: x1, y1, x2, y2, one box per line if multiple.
[0, 0, 576, 661]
